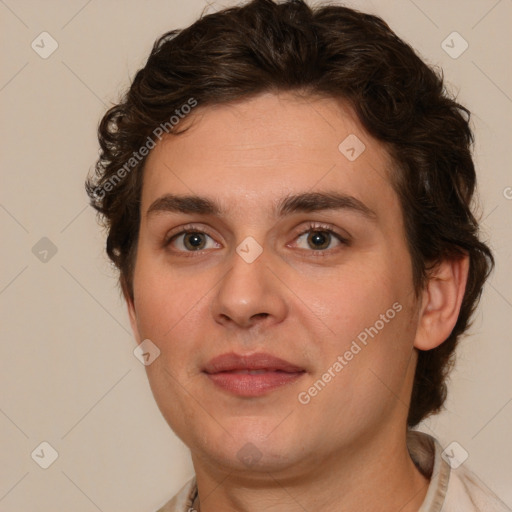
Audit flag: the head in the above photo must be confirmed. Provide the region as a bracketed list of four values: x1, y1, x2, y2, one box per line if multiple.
[86, 0, 493, 473]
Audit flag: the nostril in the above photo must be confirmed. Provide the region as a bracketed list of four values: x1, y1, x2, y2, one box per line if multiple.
[252, 313, 269, 320]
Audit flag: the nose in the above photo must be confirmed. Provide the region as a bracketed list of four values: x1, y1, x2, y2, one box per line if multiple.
[209, 243, 288, 330]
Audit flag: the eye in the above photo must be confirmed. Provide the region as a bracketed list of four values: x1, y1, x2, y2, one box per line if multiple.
[164, 225, 221, 254]
[292, 223, 349, 254]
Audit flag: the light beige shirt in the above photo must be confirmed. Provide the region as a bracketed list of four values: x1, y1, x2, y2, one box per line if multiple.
[155, 431, 510, 511]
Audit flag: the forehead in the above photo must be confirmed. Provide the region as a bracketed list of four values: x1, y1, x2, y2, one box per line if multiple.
[141, 92, 399, 222]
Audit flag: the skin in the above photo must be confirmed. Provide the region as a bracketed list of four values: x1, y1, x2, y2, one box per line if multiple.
[125, 91, 469, 511]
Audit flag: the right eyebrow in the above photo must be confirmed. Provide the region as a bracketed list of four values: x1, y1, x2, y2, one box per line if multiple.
[147, 194, 220, 217]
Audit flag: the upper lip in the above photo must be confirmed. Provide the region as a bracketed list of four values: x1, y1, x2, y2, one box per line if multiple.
[203, 352, 305, 374]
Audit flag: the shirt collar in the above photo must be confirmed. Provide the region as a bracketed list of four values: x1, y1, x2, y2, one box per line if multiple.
[408, 429, 451, 512]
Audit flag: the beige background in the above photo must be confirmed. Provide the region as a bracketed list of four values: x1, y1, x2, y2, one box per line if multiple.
[1, 0, 511, 510]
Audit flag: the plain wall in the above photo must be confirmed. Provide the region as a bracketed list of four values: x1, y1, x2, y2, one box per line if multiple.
[1, 1, 511, 510]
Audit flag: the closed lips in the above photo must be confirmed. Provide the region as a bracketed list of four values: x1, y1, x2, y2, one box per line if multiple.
[218, 369, 299, 374]
[203, 352, 305, 374]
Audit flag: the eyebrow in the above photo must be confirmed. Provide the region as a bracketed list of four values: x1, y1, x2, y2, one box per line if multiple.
[146, 191, 377, 221]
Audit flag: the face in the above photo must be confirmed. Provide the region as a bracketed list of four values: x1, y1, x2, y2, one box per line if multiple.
[127, 92, 422, 477]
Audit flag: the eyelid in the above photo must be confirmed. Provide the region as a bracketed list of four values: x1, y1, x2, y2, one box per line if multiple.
[292, 221, 350, 241]
[163, 222, 215, 243]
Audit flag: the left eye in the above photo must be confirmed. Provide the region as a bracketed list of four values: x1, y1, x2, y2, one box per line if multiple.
[294, 228, 346, 251]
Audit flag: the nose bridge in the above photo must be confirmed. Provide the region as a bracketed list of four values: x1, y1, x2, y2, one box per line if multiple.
[210, 236, 286, 327]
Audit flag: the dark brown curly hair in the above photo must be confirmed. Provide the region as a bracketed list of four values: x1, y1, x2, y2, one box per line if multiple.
[85, 0, 494, 427]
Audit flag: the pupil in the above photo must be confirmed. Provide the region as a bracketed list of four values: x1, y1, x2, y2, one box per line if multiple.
[309, 231, 329, 250]
[186, 233, 204, 250]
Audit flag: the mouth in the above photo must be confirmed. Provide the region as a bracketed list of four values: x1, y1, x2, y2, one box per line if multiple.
[217, 369, 295, 374]
[202, 352, 306, 397]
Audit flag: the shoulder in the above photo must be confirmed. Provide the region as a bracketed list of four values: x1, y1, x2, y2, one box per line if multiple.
[153, 476, 197, 512]
[408, 430, 510, 512]
[444, 465, 511, 512]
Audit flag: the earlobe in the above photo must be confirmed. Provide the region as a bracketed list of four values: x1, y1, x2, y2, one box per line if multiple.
[414, 254, 470, 351]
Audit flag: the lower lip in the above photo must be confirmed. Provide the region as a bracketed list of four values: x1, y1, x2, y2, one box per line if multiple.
[205, 370, 305, 397]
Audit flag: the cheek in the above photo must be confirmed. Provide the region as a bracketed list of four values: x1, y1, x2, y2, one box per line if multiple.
[132, 255, 207, 340]
[306, 261, 414, 390]
[309, 263, 400, 339]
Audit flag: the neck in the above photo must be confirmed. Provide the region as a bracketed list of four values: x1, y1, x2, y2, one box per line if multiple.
[190, 426, 429, 512]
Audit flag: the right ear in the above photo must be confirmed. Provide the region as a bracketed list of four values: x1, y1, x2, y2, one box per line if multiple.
[121, 276, 141, 344]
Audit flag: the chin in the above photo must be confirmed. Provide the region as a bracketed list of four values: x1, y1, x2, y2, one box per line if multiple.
[192, 422, 301, 469]
[200, 441, 302, 476]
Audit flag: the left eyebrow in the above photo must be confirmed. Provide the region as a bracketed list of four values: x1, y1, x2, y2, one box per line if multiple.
[276, 191, 377, 221]
[146, 191, 377, 222]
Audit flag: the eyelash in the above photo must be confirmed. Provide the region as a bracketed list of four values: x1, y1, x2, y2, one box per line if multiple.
[163, 222, 350, 258]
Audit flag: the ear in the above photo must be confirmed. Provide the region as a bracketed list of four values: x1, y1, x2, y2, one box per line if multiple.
[121, 276, 142, 345]
[414, 254, 470, 351]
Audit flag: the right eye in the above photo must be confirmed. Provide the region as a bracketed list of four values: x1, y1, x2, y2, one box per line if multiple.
[164, 226, 222, 255]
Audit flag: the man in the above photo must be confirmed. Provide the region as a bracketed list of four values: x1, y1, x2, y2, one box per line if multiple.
[86, 0, 508, 510]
